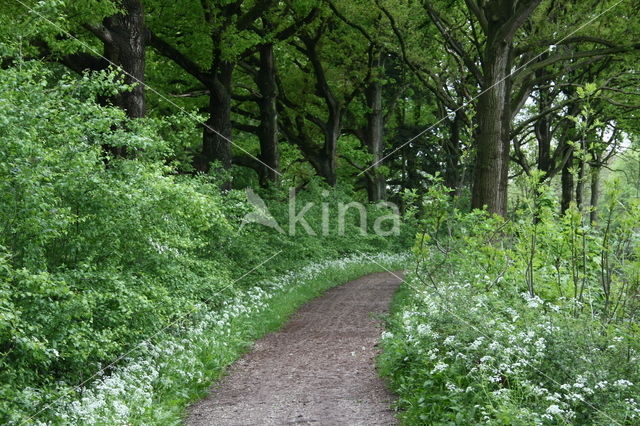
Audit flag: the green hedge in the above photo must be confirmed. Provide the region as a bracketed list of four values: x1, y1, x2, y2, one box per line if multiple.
[0, 63, 410, 422]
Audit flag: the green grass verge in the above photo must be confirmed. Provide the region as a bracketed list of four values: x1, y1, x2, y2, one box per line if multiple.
[142, 257, 407, 425]
[376, 280, 412, 425]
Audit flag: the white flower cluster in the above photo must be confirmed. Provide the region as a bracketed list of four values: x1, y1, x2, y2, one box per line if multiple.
[40, 252, 408, 424]
[381, 273, 640, 424]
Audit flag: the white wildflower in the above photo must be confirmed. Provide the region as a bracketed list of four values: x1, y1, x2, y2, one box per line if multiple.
[431, 362, 448, 374]
[546, 404, 563, 415]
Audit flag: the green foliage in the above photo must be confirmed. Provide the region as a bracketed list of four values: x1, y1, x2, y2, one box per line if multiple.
[380, 178, 640, 424]
[0, 62, 410, 422]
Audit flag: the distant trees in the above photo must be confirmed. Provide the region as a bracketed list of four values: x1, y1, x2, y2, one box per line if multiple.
[147, 0, 278, 173]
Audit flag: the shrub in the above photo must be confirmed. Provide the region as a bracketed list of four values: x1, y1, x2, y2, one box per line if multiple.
[0, 62, 411, 422]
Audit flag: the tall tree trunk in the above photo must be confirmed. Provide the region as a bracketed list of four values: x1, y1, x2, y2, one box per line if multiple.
[590, 164, 600, 225]
[467, 0, 541, 216]
[320, 114, 340, 186]
[561, 148, 574, 214]
[364, 80, 386, 201]
[301, 34, 342, 187]
[444, 110, 462, 194]
[472, 42, 511, 216]
[499, 50, 514, 214]
[198, 63, 234, 174]
[256, 43, 280, 185]
[103, 0, 146, 118]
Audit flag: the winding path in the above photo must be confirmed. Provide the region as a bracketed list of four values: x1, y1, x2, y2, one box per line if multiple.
[187, 271, 403, 426]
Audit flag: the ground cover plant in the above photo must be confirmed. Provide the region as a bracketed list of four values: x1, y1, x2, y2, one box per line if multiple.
[379, 177, 640, 424]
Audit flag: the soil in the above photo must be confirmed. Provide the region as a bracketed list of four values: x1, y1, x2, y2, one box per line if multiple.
[186, 271, 403, 426]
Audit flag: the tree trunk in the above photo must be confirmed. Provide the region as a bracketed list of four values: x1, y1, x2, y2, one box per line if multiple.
[406, 142, 420, 191]
[198, 63, 233, 174]
[301, 34, 341, 187]
[472, 42, 511, 216]
[468, 0, 541, 216]
[590, 164, 600, 225]
[535, 76, 552, 175]
[499, 74, 512, 215]
[444, 110, 462, 194]
[103, 0, 146, 118]
[364, 80, 386, 201]
[575, 154, 585, 211]
[256, 43, 280, 186]
[320, 114, 340, 186]
[561, 148, 574, 214]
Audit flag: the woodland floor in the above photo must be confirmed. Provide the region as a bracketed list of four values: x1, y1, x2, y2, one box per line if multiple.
[187, 271, 403, 426]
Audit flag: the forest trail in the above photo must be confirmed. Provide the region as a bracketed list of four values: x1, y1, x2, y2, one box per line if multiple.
[187, 271, 403, 426]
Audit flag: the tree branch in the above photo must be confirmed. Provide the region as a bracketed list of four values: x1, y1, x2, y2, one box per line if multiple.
[237, 0, 277, 31]
[495, 0, 542, 44]
[422, 2, 483, 84]
[464, 0, 488, 33]
[146, 29, 211, 85]
[524, 44, 640, 76]
[327, 1, 373, 43]
[83, 23, 114, 45]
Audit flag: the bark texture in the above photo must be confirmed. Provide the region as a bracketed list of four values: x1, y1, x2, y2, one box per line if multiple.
[468, 0, 542, 216]
[256, 43, 280, 185]
[199, 63, 234, 173]
[560, 148, 574, 214]
[103, 0, 146, 118]
[364, 80, 386, 201]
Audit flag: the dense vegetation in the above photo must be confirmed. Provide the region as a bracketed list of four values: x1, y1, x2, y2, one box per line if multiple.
[1, 0, 639, 424]
[380, 173, 640, 424]
[0, 63, 408, 422]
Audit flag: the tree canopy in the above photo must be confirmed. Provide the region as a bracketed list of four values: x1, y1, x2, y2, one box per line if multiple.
[3, 0, 638, 212]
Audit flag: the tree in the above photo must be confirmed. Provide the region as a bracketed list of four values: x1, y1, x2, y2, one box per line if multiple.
[443, 0, 542, 215]
[84, 0, 146, 118]
[328, 0, 403, 200]
[276, 5, 371, 187]
[10, 0, 147, 119]
[147, 0, 269, 173]
[146, 0, 319, 180]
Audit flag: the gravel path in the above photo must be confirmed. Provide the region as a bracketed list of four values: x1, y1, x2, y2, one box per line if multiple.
[187, 271, 403, 426]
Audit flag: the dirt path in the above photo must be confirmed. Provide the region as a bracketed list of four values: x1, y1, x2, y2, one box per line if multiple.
[187, 271, 403, 426]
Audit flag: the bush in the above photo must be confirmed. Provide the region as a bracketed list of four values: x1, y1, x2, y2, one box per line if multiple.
[0, 62, 411, 422]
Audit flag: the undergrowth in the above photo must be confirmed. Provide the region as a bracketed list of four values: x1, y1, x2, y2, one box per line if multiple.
[45, 253, 408, 425]
[0, 63, 411, 423]
[379, 176, 640, 425]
